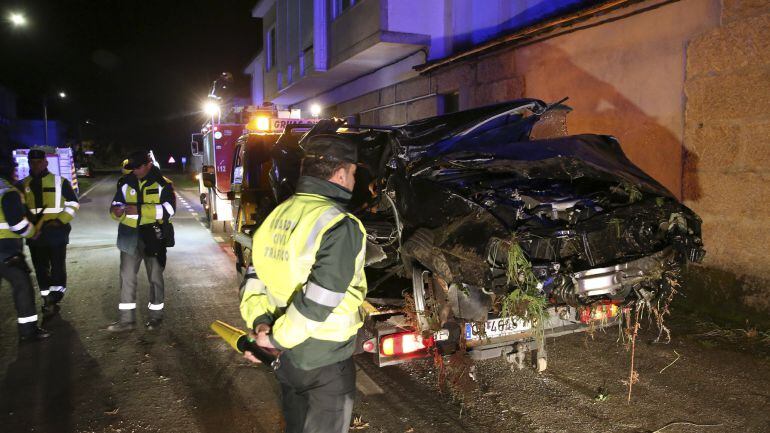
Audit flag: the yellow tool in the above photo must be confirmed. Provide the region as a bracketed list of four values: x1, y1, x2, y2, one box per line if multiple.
[210, 320, 247, 352]
[210, 320, 280, 367]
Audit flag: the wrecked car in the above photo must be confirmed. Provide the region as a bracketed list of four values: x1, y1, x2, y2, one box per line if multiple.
[231, 98, 705, 370]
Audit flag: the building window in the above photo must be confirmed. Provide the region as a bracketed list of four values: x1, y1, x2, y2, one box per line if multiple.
[439, 91, 460, 114]
[300, 46, 313, 77]
[266, 26, 276, 72]
[299, 53, 305, 77]
[277, 72, 283, 90]
[287, 64, 294, 84]
[333, 0, 354, 19]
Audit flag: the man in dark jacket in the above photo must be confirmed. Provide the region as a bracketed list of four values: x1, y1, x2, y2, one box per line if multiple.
[19, 149, 79, 317]
[0, 148, 50, 342]
[107, 151, 176, 332]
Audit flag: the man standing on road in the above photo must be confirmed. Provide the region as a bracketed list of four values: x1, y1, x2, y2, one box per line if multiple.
[240, 133, 367, 433]
[0, 149, 51, 342]
[19, 149, 79, 318]
[107, 151, 176, 332]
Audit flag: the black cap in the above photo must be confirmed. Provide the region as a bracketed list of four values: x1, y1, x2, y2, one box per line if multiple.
[124, 151, 152, 170]
[28, 149, 46, 160]
[302, 134, 357, 164]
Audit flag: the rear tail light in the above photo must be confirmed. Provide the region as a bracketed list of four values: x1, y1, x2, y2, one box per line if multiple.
[580, 301, 620, 324]
[380, 332, 434, 357]
[362, 338, 376, 353]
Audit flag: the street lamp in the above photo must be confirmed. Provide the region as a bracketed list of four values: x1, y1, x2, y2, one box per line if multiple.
[202, 100, 221, 125]
[44, 91, 67, 147]
[8, 12, 27, 27]
[203, 101, 220, 117]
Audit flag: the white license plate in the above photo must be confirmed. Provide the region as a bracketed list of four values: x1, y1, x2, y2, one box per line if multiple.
[464, 316, 531, 341]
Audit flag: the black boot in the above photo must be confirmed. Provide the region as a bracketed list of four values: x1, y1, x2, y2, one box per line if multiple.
[106, 321, 136, 332]
[19, 326, 51, 343]
[41, 296, 61, 319]
[145, 318, 162, 330]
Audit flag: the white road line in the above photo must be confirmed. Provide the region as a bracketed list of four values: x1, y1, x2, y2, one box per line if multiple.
[79, 176, 112, 199]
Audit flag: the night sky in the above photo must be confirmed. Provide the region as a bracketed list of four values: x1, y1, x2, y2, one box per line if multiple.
[0, 0, 260, 160]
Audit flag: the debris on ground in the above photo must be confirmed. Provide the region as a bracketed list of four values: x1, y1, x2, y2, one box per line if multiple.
[350, 415, 370, 430]
[659, 350, 681, 374]
[650, 421, 724, 432]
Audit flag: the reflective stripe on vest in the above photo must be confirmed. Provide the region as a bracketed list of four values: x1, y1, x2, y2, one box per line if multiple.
[252, 193, 367, 345]
[118, 179, 165, 227]
[0, 184, 30, 240]
[22, 174, 76, 223]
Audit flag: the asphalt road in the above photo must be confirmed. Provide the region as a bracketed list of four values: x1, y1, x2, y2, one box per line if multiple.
[0, 173, 768, 433]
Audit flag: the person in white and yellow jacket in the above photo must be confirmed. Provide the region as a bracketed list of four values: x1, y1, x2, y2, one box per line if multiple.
[107, 151, 176, 332]
[0, 149, 50, 342]
[240, 133, 366, 433]
[19, 149, 79, 317]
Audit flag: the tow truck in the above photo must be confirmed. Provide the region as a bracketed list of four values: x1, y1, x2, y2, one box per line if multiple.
[191, 105, 319, 234]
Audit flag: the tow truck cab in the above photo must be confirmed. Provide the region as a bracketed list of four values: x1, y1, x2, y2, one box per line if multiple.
[228, 124, 315, 271]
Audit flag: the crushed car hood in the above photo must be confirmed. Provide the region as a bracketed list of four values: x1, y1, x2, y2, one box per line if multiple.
[409, 134, 672, 199]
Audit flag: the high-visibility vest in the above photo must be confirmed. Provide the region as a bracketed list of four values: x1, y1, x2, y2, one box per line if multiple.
[21, 173, 79, 224]
[251, 192, 367, 349]
[114, 178, 170, 228]
[0, 181, 34, 240]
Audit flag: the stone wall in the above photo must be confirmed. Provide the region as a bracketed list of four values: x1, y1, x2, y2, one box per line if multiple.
[682, 0, 770, 324]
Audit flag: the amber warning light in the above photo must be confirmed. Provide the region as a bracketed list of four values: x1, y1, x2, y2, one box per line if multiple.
[247, 116, 271, 131]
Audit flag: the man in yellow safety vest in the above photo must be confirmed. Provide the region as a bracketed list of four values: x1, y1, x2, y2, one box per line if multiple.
[19, 149, 79, 318]
[0, 148, 50, 342]
[107, 151, 176, 332]
[240, 133, 366, 433]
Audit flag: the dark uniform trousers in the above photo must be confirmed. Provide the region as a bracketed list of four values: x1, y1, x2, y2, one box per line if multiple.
[0, 256, 38, 336]
[275, 356, 356, 433]
[118, 249, 164, 323]
[29, 243, 67, 302]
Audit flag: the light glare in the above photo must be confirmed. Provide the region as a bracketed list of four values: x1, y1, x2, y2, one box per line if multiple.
[9, 12, 27, 27]
[310, 104, 321, 117]
[256, 116, 270, 131]
[203, 101, 220, 117]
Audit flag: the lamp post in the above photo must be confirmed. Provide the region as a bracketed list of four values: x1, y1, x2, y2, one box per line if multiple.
[43, 91, 67, 146]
